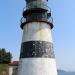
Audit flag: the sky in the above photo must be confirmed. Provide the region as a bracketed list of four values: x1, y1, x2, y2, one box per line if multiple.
[0, 0, 75, 71]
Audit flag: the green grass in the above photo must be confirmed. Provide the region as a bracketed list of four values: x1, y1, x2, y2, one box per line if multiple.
[0, 64, 8, 75]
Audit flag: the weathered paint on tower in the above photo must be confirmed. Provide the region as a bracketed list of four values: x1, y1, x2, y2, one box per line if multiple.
[18, 0, 57, 75]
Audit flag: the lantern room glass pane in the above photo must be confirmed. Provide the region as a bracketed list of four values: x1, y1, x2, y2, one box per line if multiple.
[26, 1, 48, 10]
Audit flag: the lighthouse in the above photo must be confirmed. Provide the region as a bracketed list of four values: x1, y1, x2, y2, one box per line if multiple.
[18, 0, 57, 75]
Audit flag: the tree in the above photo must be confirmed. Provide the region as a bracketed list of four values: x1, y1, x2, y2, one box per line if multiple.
[0, 48, 12, 64]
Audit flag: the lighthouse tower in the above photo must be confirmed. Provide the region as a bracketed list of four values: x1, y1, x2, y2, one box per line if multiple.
[18, 0, 57, 75]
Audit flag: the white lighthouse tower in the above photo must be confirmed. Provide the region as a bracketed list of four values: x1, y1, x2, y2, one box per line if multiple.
[18, 0, 57, 75]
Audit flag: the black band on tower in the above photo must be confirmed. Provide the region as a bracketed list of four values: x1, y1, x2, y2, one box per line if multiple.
[20, 41, 55, 58]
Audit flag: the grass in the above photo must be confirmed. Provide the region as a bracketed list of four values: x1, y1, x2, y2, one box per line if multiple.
[0, 64, 8, 75]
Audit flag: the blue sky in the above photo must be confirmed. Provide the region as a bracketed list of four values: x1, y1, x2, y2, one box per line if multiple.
[0, 0, 75, 71]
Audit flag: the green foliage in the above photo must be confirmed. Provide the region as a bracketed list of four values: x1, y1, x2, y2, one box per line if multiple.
[0, 48, 12, 64]
[0, 64, 8, 75]
[0, 64, 8, 72]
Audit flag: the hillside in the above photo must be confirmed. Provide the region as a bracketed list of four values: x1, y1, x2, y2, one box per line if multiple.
[58, 70, 75, 75]
[0, 64, 8, 75]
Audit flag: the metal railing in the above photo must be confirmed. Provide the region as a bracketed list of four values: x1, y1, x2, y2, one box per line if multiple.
[21, 16, 53, 24]
[20, 17, 26, 24]
[48, 17, 53, 24]
[20, 16, 53, 29]
[23, 6, 51, 18]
